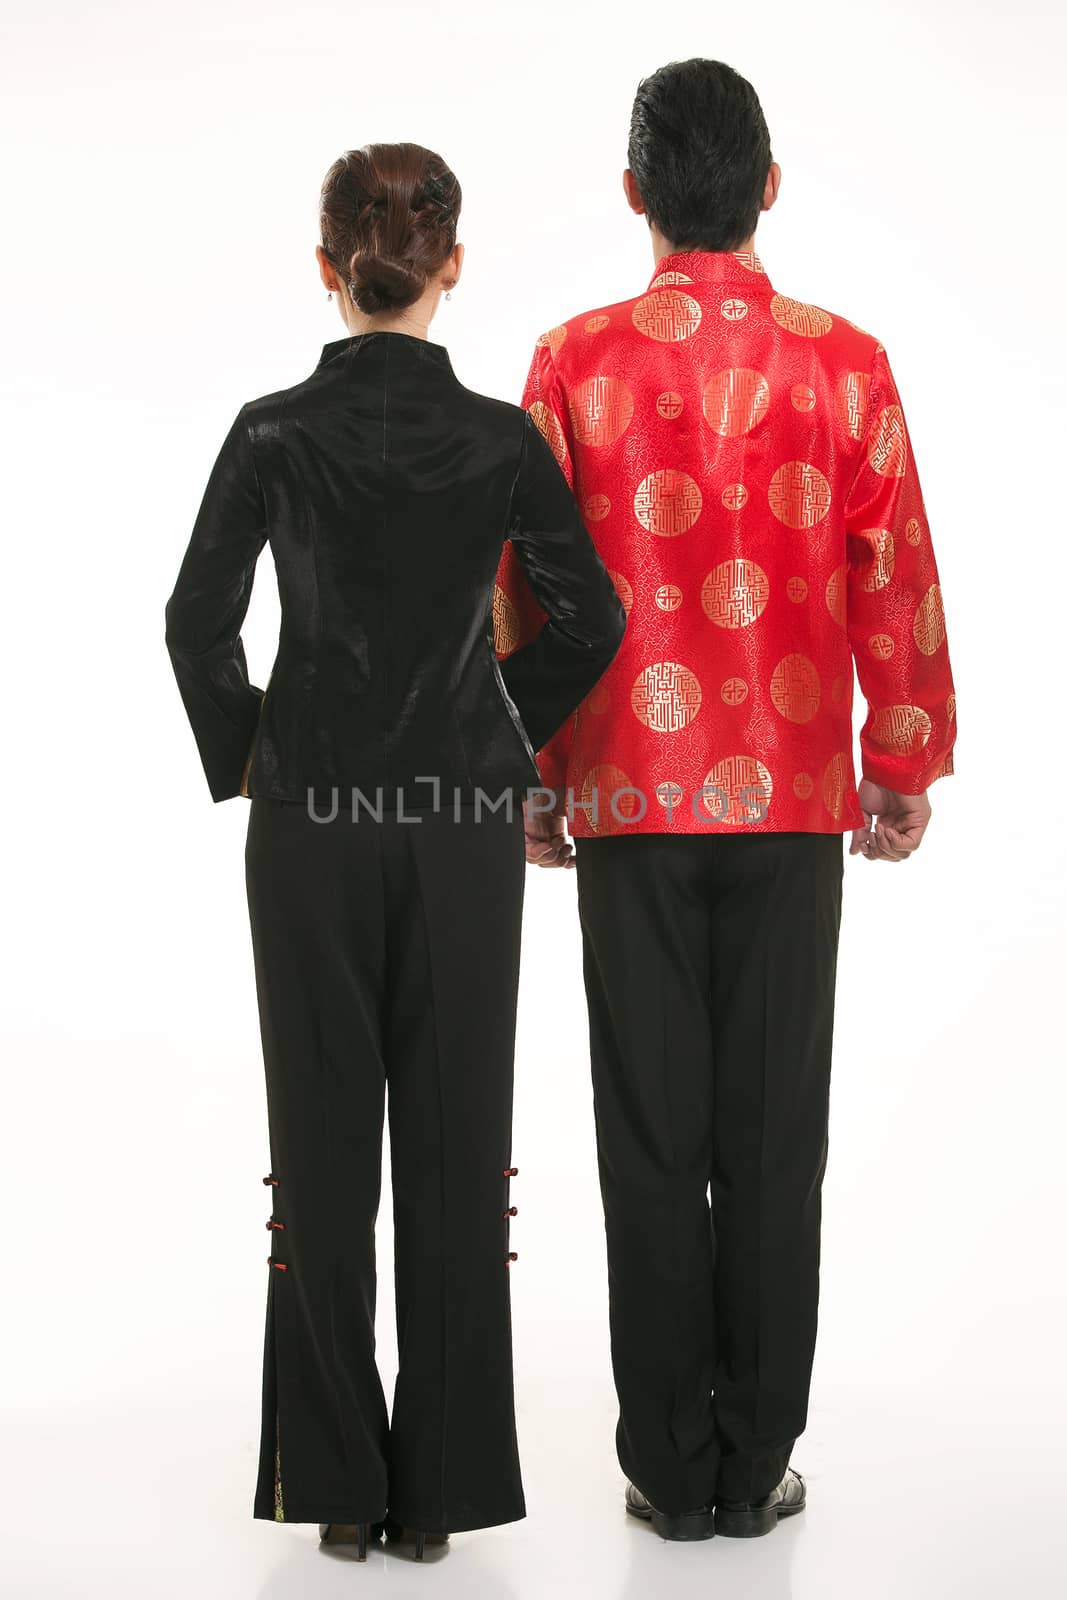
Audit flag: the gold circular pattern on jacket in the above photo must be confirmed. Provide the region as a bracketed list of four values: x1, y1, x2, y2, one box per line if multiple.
[536, 324, 568, 356]
[722, 482, 749, 511]
[868, 632, 895, 660]
[833, 371, 872, 441]
[634, 469, 703, 537]
[733, 251, 766, 274]
[656, 390, 685, 419]
[584, 493, 611, 521]
[913, 584, 946, 654]
[699, 756, 773, 825]
[584, 314, 611, 334]
[825, 564, 847, 627]
[581, 763, 642, 831]
[587, 683, 611, 715]
[868, 405, 908, 476]
[649, 270, 694, 287]
[770, 294, 833, 337]
[527, 401, 568, 468]
[770, 653, 821, 724]
[791, 384, 817, 411]
[721, 676, 749, 706]
[822, 751, 851, 820]
[607, 569, 634, 612]
[631, 288, 703, 342]
[700, 558, 770, 629]
[856, 529, 895, 592]
[947, 692, 956, 720]
[702, 368, 771, 437]
[655, 583, 683, 611]
[492, 584, 519, 657]
[568, 375, 635, 447]
[786, 576, 809, 603]
[905, 516, 923, 546]
[870, 704, 933, 754]
[793, 772, 814, 800]
[768, 461, 832, 528]
[631, 662, 703, 733]
[655, 780, 685, 808]
[721, 297, 749, 321]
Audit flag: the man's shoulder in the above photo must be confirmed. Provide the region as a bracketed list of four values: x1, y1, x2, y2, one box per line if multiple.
[528, 290, 651, 374]
[769, 289, 887, 363]
[530, 282, 887, 382]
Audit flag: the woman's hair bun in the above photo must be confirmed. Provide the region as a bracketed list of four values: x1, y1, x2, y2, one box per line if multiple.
[347, 251, 428, 316]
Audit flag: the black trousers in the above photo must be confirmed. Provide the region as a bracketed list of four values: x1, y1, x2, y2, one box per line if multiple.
[575, 831, 844, 1510]
[244, 798, 527, 1533]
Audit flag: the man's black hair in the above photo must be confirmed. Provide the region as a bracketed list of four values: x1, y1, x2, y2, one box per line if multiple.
[627, 59, 772, 251]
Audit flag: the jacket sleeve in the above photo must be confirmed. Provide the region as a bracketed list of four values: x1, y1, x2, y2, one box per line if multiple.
[843, 344, 957, 794]
[494, 340, 596, 788]
[164, 404, 269, 802]
[497, 404, 626, 758]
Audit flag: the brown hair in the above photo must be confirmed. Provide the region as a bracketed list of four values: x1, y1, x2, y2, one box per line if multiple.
[319, 143, 461, 316]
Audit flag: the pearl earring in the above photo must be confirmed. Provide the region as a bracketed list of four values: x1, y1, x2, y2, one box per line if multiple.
[445, 289, 452, 301]
[327, 290, 333, 301]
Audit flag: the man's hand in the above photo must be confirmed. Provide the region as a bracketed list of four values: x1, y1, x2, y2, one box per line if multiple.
[523, 798, 575, 869]
[849, 778, 932, 862]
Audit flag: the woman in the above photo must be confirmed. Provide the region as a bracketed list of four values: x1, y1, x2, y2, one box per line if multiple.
[164, 143, 625, 1560]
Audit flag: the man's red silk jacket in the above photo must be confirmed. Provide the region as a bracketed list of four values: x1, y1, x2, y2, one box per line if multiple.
[494, 248, 957, 836]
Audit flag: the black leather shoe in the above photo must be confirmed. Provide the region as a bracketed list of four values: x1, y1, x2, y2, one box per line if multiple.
[715, 1467, 806, 1538]
[625, 1481, 715, 1541]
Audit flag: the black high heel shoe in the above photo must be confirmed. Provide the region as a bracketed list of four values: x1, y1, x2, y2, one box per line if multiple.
[318, 1522, 383, 1560]
[383, 1516, 449, 1560]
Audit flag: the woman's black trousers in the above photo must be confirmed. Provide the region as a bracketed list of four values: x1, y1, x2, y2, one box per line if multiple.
[244, 797, 527, 1534]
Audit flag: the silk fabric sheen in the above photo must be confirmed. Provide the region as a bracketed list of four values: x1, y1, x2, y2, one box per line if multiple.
[166, 330, 626, 805]
[495, 250, 957, 836]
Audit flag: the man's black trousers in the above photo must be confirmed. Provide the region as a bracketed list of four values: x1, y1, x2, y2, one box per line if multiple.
[244, 797, 527, 1534]
[575, 830, 844, 1510]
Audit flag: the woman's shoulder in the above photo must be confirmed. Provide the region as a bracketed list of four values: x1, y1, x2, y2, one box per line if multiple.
[453, 381, 527, 431]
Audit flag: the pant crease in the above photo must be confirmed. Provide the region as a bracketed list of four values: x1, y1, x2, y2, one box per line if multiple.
[409, 835, 451, 1531]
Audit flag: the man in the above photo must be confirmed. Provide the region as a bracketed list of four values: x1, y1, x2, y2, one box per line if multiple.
[495, 58, 956, 1541]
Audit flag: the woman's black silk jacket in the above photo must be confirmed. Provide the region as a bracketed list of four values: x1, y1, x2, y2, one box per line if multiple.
[164, 330, 626, 806]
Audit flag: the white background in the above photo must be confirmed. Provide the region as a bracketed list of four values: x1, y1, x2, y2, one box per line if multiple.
[3, 1, 1065, 1595]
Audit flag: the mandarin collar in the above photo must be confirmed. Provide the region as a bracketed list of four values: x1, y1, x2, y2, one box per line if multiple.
[315, 329, 455, 375]
[647, 249, 773, 290]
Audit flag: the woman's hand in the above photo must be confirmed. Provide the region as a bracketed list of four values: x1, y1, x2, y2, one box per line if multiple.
[523, 802, 575, 869]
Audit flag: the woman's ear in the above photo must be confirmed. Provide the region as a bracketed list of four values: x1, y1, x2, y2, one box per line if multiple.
[315, 244, 339, 294]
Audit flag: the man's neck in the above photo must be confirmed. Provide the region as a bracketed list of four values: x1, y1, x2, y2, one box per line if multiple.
[652, 230, 757, 266]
